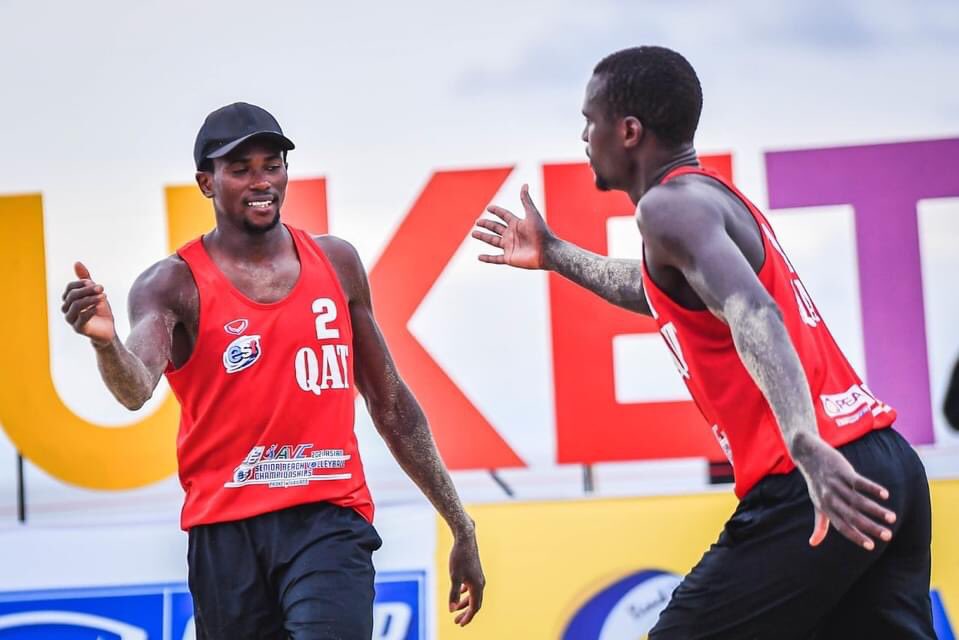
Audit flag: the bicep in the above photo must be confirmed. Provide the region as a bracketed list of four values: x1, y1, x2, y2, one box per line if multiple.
[335, 246, 405, 405]
[678, 232, 774, 321]
[643, 198, 773, 321]
[125, 281, 176, 380]
[320, 233, 411, 408]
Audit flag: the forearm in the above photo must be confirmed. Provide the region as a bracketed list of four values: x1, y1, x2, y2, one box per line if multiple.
[725, 296, 820, 456]
[370, 391, 474, 536]
[93, 336, 159, 410]
[544, 238, 651, 315]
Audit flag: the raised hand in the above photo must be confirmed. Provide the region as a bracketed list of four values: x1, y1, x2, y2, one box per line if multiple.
[797, 437, 896, 550]
[472, 183, 555, 270]
[447, 530, 485, 626]
[61, 262, 117, 347]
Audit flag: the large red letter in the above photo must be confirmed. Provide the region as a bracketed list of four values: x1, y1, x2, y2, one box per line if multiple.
[546, 156, 733, 464]
[369, 168, 524, 469]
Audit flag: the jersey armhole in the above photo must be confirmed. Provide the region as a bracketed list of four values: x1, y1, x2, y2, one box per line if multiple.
[165, 254, 204, 378]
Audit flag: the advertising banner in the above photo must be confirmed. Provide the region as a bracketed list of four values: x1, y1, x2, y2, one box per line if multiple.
[436, 480, 959, 639]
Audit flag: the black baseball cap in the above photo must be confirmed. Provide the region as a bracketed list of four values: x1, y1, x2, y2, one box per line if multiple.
[193, 102, 295, 170]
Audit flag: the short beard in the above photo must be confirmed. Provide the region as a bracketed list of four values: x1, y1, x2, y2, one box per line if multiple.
[594, 174, 612, 192]
[243, 210, 281, 234]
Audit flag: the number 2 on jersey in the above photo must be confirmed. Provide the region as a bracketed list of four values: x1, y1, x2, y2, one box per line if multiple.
[312, 297, 340, 339]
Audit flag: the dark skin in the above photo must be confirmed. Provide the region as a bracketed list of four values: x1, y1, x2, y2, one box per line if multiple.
[473, 72, 896, 551]
[61, 139, 485, 626]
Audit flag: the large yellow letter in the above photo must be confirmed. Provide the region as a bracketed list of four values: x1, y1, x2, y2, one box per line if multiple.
[0, 194, 179, 488]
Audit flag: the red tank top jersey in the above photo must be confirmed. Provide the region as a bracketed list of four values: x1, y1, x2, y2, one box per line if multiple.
[165, 225, 373, 530]
[642, 166, 895, 499]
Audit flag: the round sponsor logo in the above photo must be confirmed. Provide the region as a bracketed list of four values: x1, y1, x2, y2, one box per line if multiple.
[563, 569, 682, 640]
[223, 335, 262, 374]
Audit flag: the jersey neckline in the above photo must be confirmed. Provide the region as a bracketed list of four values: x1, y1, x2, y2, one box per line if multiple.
[197, 223, 307, 310]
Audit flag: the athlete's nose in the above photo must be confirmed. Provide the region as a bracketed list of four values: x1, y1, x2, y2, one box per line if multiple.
[250, 177, 271, 192]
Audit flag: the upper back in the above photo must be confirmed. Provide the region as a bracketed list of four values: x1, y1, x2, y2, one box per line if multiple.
[639, 171, 766, 311]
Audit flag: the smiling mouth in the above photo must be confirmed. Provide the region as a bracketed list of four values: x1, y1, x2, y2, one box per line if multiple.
[246, 197, 275, 209]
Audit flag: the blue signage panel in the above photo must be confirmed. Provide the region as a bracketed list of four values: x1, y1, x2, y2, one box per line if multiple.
[0, 571, 427, 640]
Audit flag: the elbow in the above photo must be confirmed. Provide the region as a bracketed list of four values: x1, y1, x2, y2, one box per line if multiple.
[121, 398, 146, 411]
[116, 390, 151, 411]
[370, 405, 405, 437]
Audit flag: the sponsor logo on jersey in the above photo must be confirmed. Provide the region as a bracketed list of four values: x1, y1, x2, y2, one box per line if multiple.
[563, 569, 682, 639]
[225, 442, 352, 488]
[819, 383, 889, 426]
[223, 318, 249, 335]
[222, 334, 262, 374]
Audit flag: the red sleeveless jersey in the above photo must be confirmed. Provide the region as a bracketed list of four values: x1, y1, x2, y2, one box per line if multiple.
[165, 225, 373, 529]
[642, 166, 895, 498]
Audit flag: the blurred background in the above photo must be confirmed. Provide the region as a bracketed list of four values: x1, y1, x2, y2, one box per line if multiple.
[0, 1, 956, 638]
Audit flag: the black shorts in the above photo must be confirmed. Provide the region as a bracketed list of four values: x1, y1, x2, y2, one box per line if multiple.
[187, 501, 382, 640]
[651, 427, 936, 639]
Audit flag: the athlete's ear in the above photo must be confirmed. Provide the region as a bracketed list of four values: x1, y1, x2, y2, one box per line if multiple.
[623, 116, 644, 149]
[195, 171, 214, 199]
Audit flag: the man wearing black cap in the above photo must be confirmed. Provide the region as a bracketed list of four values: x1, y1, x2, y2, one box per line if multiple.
[60, 102, 485, 639]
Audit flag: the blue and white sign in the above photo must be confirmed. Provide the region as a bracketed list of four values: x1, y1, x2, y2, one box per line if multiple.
[374, 571, 425, 640]
[0, 585, 192, 640]
[0, 571, 425, 640]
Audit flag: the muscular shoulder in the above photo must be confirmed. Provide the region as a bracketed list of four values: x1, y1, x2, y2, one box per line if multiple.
[640, 174, 765, 274]
[129, 254, 197, 319]
[311, 234, 368, 302]
[638, 175, 725, 243]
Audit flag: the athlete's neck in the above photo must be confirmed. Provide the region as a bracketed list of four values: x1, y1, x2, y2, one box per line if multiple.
[628, 144, 699, 204]
[206, 217, 291, 262]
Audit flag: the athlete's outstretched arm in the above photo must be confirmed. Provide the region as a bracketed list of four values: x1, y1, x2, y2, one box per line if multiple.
[320, 237, 485, 627]
[639, 185, 897, 551]
[473, 184, 652, 316]
[61, 260, 180, 410]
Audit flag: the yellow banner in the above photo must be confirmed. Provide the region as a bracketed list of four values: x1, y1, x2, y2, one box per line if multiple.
[437, 481, 958, 638]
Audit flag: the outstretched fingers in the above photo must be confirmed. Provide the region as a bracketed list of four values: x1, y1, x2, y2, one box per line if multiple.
[475, 218, 507, 235]
[473, 216, 508, 263]
[822, 496, 878, 550]
[486, 205, 517, 224]
[851, 474, 890, 502]
[813, 480, 895, 551]
[847, 485, 896, 527]
[471, 229, 503, 249]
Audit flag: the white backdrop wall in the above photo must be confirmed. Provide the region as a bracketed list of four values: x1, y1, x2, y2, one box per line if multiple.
[0, 0, 957, 528]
